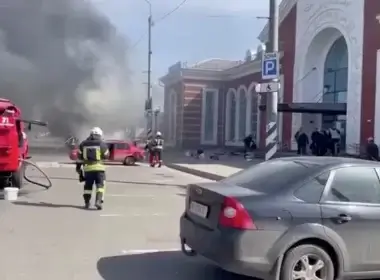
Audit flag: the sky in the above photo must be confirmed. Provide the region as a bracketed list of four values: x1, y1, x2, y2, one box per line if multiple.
[91, 0, 269, 80]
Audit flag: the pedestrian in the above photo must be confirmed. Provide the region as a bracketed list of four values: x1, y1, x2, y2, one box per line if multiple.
[366, 137, 379, 161]
[76, 127, 109, 210]
[295, 127, 309, 155]
[243, 134, 253, 154]
[328, 126, 341, 156]
[310, 128, 321, 156]
[319, 130, 329, 156]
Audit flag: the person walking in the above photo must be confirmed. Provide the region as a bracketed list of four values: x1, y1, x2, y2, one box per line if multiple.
[76, 127, 109, 210]
[295, 127, 309, 155]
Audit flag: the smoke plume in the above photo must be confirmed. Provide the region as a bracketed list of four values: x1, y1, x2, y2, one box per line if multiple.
[0, 0, 142, 139]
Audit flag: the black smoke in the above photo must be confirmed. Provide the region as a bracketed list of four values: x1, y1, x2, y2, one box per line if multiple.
[0, 0, 141, 139]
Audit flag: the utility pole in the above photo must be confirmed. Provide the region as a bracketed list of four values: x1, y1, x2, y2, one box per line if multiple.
[265, 0, 279, 160]
[147, 14, 152, 111]
[144, 0, 153, 137]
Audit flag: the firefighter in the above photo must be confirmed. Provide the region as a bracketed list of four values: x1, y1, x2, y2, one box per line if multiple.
[151, 131, 164, 167]
[75, 127, 109, 210]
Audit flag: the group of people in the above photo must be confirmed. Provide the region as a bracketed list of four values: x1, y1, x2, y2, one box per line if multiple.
[295, 126, 380, 161]
[295, 127, 342, 156]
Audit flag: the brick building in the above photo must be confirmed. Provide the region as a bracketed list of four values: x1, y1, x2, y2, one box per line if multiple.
[160, 0, 380, 154]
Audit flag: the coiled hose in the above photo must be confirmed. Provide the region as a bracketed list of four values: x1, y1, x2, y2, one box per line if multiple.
[21, 159, 52, 189]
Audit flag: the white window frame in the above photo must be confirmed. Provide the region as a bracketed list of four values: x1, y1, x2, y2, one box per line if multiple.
[201, 88, 219, 145]
[246, 90, 252, 138]
[248, 82, 260, 147]
[225, 85, 251, 147]
[256, 95, 261, 146]
[225, 88, 239, 146]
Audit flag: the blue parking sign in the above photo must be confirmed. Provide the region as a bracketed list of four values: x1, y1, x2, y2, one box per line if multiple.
[262, 52, 279, 80]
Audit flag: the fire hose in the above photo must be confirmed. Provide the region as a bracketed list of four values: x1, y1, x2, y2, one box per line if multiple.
[20, 158, 52, 189]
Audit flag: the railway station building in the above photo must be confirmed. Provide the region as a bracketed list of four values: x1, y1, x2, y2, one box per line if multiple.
[159, 0, 380, 155]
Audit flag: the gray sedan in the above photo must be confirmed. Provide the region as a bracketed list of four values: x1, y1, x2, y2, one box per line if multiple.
[180, 156, 380, 280]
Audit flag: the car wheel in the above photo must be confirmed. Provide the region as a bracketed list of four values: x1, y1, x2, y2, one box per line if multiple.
[281, 244, 334, 280]
[123, 156, 136, 166]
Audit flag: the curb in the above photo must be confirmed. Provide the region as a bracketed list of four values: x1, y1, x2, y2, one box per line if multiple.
[166, 163, 225, 181]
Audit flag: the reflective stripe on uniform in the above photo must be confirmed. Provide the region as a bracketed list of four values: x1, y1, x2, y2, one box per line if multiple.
[83, 163, 105, 172]
[104, 149, 109, 156]
[97, 183, 106, 201]
[83, 190, 92, 194]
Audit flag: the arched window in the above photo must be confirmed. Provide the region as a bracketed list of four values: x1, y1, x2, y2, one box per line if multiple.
[225, 89, 237, 143]
[225, 86, 252, 145]
[248, 82, 259, 145]
[323, 36, 348, 104]
[323, 35, 348, 150]
[238, 87, 247, 139]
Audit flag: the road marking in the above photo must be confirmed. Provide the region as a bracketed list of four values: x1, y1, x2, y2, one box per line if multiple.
[99, 214, 123, 217]
[99, 213, 170, 217]
[35, 162, 74, 168]
[120, 248, 180, 255]
[35, 162, 62, 168]
[106, 194, 156, 198]
[105, 194, 179, 198]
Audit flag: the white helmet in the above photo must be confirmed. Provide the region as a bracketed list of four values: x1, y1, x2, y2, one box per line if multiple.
[156, 131, 162, 137]
[90, 127, 103, 136]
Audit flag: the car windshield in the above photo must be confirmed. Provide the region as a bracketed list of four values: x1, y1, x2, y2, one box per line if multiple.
[222, 159, 321, 194]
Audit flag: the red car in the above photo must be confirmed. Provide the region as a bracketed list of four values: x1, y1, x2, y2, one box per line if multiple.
[69, 140, 145, 165]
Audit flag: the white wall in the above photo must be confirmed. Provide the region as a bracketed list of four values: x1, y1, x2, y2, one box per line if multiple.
[292, 0, 364, 153]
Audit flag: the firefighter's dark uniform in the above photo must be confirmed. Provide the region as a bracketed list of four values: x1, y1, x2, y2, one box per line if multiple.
[76, 135, 109, 209]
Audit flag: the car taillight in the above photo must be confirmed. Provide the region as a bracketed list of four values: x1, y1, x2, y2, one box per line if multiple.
[218, 196, 256, 230]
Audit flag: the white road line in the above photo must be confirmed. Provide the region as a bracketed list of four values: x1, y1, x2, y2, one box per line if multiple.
[99, 213, 170, 217]
[35, 162, 74, 168]
[120, 248, 180, 255]
[106, 194, 155, 198]
[99, 214, 123, 217]
[105, 194, 180, 198]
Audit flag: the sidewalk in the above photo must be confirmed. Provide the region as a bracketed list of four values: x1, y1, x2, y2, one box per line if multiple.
[165, 151, 263, 180]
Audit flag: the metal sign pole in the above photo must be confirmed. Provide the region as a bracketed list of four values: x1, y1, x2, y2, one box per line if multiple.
[265, 0, 279, 160]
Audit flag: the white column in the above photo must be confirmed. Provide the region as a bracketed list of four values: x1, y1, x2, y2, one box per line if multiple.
[374, 50, 380, 144]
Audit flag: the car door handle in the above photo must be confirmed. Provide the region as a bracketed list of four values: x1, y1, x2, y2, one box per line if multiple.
[336, 214, 352, 223]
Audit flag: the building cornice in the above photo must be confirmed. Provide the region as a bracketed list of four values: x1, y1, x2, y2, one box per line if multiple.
[257, 0, 297, 42]
[159, 52, 284, 86]
[159, 62, 260, 86]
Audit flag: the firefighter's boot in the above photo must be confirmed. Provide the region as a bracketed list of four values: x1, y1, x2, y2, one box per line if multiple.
[95, 193, 103, 210]
[83, 194, 91, 209]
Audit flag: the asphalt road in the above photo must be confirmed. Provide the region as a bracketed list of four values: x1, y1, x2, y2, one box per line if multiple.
[0, 153, 250, 280]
